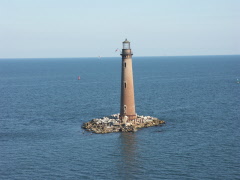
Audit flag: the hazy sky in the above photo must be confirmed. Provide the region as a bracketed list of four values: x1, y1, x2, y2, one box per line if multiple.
[0, 0, 239, 58]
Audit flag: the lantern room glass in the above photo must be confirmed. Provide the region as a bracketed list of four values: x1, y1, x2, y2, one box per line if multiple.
[123, 42, 130, 49]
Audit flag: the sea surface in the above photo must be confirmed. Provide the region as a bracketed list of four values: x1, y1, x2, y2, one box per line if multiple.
[0, 55, 239, 179]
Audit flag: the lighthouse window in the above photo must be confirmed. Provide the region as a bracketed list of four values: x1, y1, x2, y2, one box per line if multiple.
[125, 82, 127, 88]
[125, 62, 126, 67]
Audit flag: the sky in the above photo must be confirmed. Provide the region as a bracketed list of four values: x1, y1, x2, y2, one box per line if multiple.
[0, 0, 239, 58]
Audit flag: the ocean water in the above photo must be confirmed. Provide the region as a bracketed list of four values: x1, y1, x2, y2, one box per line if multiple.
[0, 55, 239, 179]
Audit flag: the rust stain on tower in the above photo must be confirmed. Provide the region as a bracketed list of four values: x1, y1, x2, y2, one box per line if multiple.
[120, 39, 137, 121]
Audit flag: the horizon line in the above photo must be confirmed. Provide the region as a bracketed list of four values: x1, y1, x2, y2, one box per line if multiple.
[0, 54, 239, 60]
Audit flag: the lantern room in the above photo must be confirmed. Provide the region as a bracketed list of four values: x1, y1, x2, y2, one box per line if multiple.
[123, 39, 130, 49]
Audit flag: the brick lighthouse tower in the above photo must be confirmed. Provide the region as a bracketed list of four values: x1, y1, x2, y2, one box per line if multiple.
[120, 39, 137, 122]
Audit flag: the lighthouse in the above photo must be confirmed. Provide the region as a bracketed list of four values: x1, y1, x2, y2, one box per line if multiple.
[82, 39, 165, 133]
[120, 39, 137, 122]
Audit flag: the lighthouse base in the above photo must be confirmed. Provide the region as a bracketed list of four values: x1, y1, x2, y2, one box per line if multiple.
[82, 114, 165, 134]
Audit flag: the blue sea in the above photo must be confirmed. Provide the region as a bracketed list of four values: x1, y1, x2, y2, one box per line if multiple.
[0, 55, 239, 179]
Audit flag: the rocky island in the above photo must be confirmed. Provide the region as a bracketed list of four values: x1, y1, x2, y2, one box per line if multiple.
[82, 114, 165, 134]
